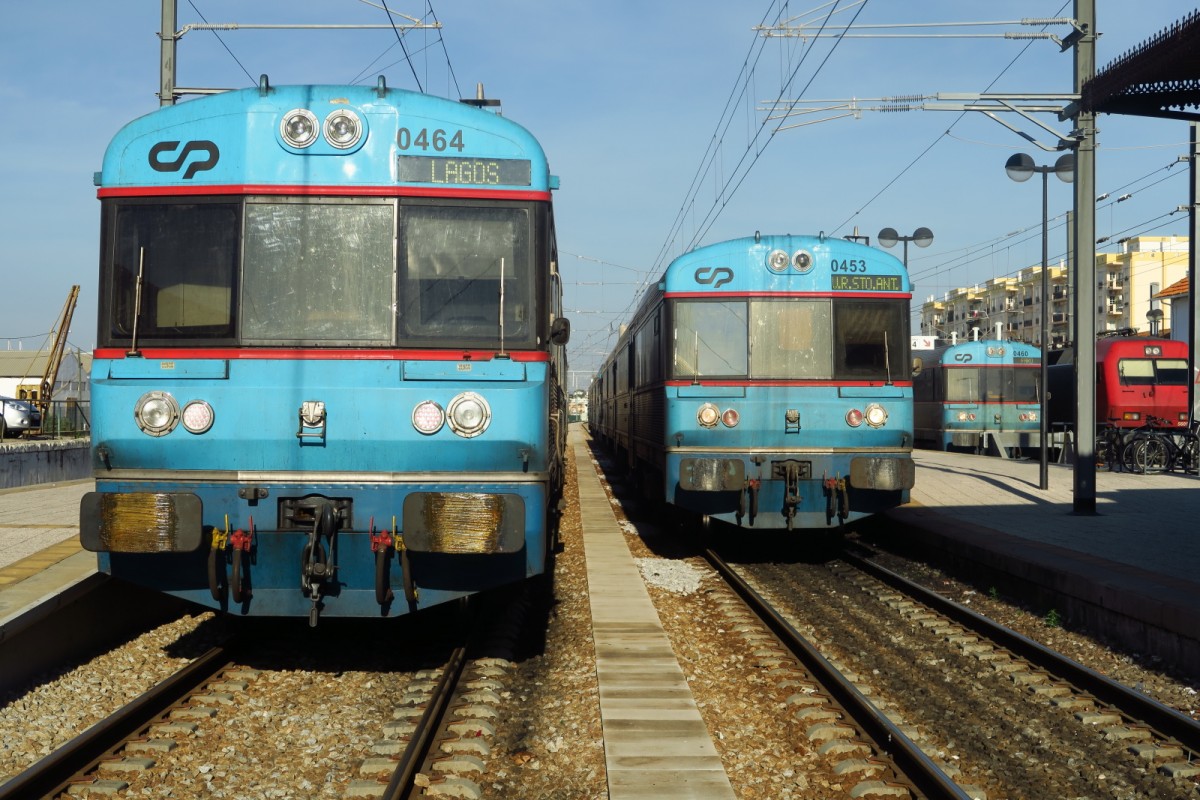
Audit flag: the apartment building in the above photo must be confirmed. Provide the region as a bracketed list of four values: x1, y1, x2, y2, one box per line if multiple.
[918, 236, 1189, 346]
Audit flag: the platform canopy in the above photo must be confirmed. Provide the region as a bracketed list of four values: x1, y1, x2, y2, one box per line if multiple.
[1081, 9, 1200, 121]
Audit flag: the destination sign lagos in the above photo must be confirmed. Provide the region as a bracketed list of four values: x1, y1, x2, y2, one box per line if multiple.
[831, 274, 904, 291]
[397, 155, 532, 186]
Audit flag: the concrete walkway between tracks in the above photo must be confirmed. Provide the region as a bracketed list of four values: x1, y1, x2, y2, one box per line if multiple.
[572, 430, 737, 799]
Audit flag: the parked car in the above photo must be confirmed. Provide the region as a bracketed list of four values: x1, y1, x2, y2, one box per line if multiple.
[0, 396, 41, 438]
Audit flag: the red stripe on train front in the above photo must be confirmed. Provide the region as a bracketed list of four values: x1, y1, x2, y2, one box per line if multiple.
[97, 184, 552, 202]
[93, 347, 551, 362]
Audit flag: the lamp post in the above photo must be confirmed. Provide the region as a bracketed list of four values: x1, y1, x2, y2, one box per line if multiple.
[877, 226, 934, 270]
[1004, 152, 1074, 491]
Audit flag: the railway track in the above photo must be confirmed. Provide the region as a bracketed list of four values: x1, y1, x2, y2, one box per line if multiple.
[704, 547, 973, 800]
[704, 543, 1200, 799]
[0, 588, 540, 800]
[0, 641, 241, 799]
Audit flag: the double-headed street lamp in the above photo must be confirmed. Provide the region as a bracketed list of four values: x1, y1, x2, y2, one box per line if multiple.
[877, 226, 934, 269]
[1004, 152, 1074, 491]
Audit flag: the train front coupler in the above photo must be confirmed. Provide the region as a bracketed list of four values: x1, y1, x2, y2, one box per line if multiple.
[738, 478, 760, 526]
[823, 475, 849, 526]
[781, 463, 803, 531]
[301, 502, 339, 626]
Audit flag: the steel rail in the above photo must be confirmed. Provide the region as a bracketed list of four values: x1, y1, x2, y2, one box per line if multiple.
[0, 643, 236, 800]
[703, 547, 971, 800]
[383, 644, 470, 800]
[848, 551, 1200, 754]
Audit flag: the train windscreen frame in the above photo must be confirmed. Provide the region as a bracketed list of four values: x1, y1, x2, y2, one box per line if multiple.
[671, 297, 909, 381]
[99, 197, 541, 349]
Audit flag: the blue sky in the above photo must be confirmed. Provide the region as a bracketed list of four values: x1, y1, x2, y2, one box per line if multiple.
[1, 1, 1194, 392]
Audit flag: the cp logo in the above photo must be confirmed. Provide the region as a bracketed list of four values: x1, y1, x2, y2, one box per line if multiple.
[953, 353, 974, 363]
[148, 140, 220, 180]
[694, 266, 734, 289]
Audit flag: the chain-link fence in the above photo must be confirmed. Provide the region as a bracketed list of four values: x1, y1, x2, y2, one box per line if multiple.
[37, 400, 91, 439]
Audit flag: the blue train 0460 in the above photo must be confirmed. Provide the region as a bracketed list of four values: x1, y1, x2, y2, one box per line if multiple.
[80, 78, 569, 624]
[589, 233, 915, 530]
[912, 338, 1042, 456]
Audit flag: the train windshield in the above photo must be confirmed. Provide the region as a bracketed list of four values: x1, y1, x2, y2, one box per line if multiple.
[831, 300, 908, 381]
[399, 204, 533, 346]
[108, 202, 240, 340]
[672, 301, 748, 377]
[945, 366, 1040, 403]
[1117, 358, 1189, 386]
[671, 298, 908, 381]
[243, 202, 394, 343]
[101, 199, 538, 348]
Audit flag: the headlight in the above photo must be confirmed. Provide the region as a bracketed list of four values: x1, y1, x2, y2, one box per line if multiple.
[447, 392, 490, 438]
[845, 408, 864, 428]
[721, 408, 740, 427]
[281, 109, 319, 148]
[181, 399, 214, 434]
[767, 249, 790, 272]
[793, 250, 813, 272]
[697, 403, 720, 428]
[864, 403, 888, 428]
[324, 109, 362, 149]
[412, 400, 445, 435]
[134, 391, 180, 437]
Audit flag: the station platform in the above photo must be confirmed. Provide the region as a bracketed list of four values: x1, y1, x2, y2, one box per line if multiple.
[869, 449, 1200, 678]
[0, 480, 95, 626]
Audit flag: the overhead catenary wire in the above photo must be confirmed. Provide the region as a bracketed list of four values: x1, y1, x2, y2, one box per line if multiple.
[380, 0, 423, 93]
[187, 0, 257, 86]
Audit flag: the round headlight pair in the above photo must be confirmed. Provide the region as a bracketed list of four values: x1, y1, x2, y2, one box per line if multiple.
[412, 393, 491, 438]
[696, 403, 739, 429]
[845, 403, 889, 429]
[134, 392, 213, 437]
[281, 108, 363, 150]
[767, 249, 815, 273]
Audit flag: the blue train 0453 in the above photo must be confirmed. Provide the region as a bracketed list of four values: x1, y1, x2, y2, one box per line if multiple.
[80, 78, 569, 624]
[589, 233, 915, 530]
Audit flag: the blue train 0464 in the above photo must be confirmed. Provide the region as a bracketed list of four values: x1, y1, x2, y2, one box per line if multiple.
[80, 78, 569, 624]
[589, 233, 915, 530]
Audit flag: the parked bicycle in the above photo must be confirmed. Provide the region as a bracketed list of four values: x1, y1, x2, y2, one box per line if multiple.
[1095, 421, 1128, 472]
[1122, 416, 1199, 475]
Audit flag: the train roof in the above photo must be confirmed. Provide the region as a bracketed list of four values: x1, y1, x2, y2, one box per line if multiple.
[912, 339, 1042, 365]
[620, 233, 909, 332]
[659, 233, 907, 294]
[98, 83, 552, 194]
[1053, 335, 1187, 364]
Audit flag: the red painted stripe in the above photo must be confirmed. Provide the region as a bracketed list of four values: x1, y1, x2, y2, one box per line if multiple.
[665, 379, 912, 388]
[93, 347, 550, 362]
[97, 184, 552, 202]
[944, 401, 1040, 406]
[664, 291, 912, 300]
